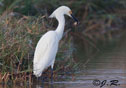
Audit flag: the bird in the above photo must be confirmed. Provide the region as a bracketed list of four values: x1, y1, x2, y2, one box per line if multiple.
[33, 6, 78, 83]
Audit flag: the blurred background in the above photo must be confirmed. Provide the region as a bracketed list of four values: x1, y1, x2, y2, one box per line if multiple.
[0, 0, 126, 86]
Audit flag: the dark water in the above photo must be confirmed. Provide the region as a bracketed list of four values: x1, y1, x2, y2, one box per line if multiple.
[1, 39, 126, 88]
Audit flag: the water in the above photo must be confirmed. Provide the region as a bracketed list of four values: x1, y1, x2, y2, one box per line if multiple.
[1, 39, 126, 88]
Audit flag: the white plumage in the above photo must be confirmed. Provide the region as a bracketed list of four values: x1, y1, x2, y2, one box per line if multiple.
[33, 31, 58, 77]
[33, 6, 78, 78]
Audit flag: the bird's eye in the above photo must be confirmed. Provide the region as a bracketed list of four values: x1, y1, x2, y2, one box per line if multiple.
[69, 11, 72, 15]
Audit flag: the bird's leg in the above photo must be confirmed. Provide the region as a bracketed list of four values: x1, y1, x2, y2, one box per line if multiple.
[41, 76, 45, 83]
[51, 68, 53, 84]
[37, 77, 38, 81]
[41, 76, 44, 88]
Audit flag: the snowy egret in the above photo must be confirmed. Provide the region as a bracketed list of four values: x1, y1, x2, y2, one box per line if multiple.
[33, 6, 78, 82]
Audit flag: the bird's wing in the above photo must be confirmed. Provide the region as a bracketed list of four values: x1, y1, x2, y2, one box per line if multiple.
[33, 31, 58, 77]
[33, 35, 49, 64]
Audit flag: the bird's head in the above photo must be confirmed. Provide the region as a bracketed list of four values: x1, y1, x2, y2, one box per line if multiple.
[49, 6, 78, 25]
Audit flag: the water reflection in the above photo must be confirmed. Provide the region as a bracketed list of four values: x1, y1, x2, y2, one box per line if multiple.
[32, 83, 54, 88]
[35, 83, 54, 88]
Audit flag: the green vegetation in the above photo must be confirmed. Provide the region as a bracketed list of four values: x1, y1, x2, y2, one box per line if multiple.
[0, 0, 126, 83]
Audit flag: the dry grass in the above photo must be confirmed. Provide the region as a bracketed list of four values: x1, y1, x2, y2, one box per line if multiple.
[0, 12, 50, 83]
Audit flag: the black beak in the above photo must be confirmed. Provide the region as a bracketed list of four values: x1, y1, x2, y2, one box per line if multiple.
[71, 14, 78, 24]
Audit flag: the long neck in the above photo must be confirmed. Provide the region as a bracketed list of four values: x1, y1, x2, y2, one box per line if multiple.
[55, 15, 65, 40]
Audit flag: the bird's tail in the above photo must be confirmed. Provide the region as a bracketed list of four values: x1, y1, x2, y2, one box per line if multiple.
[33, 63, 44, 77]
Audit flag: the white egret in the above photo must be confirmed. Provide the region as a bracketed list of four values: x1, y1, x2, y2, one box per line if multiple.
[33, 6, 78, 82]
